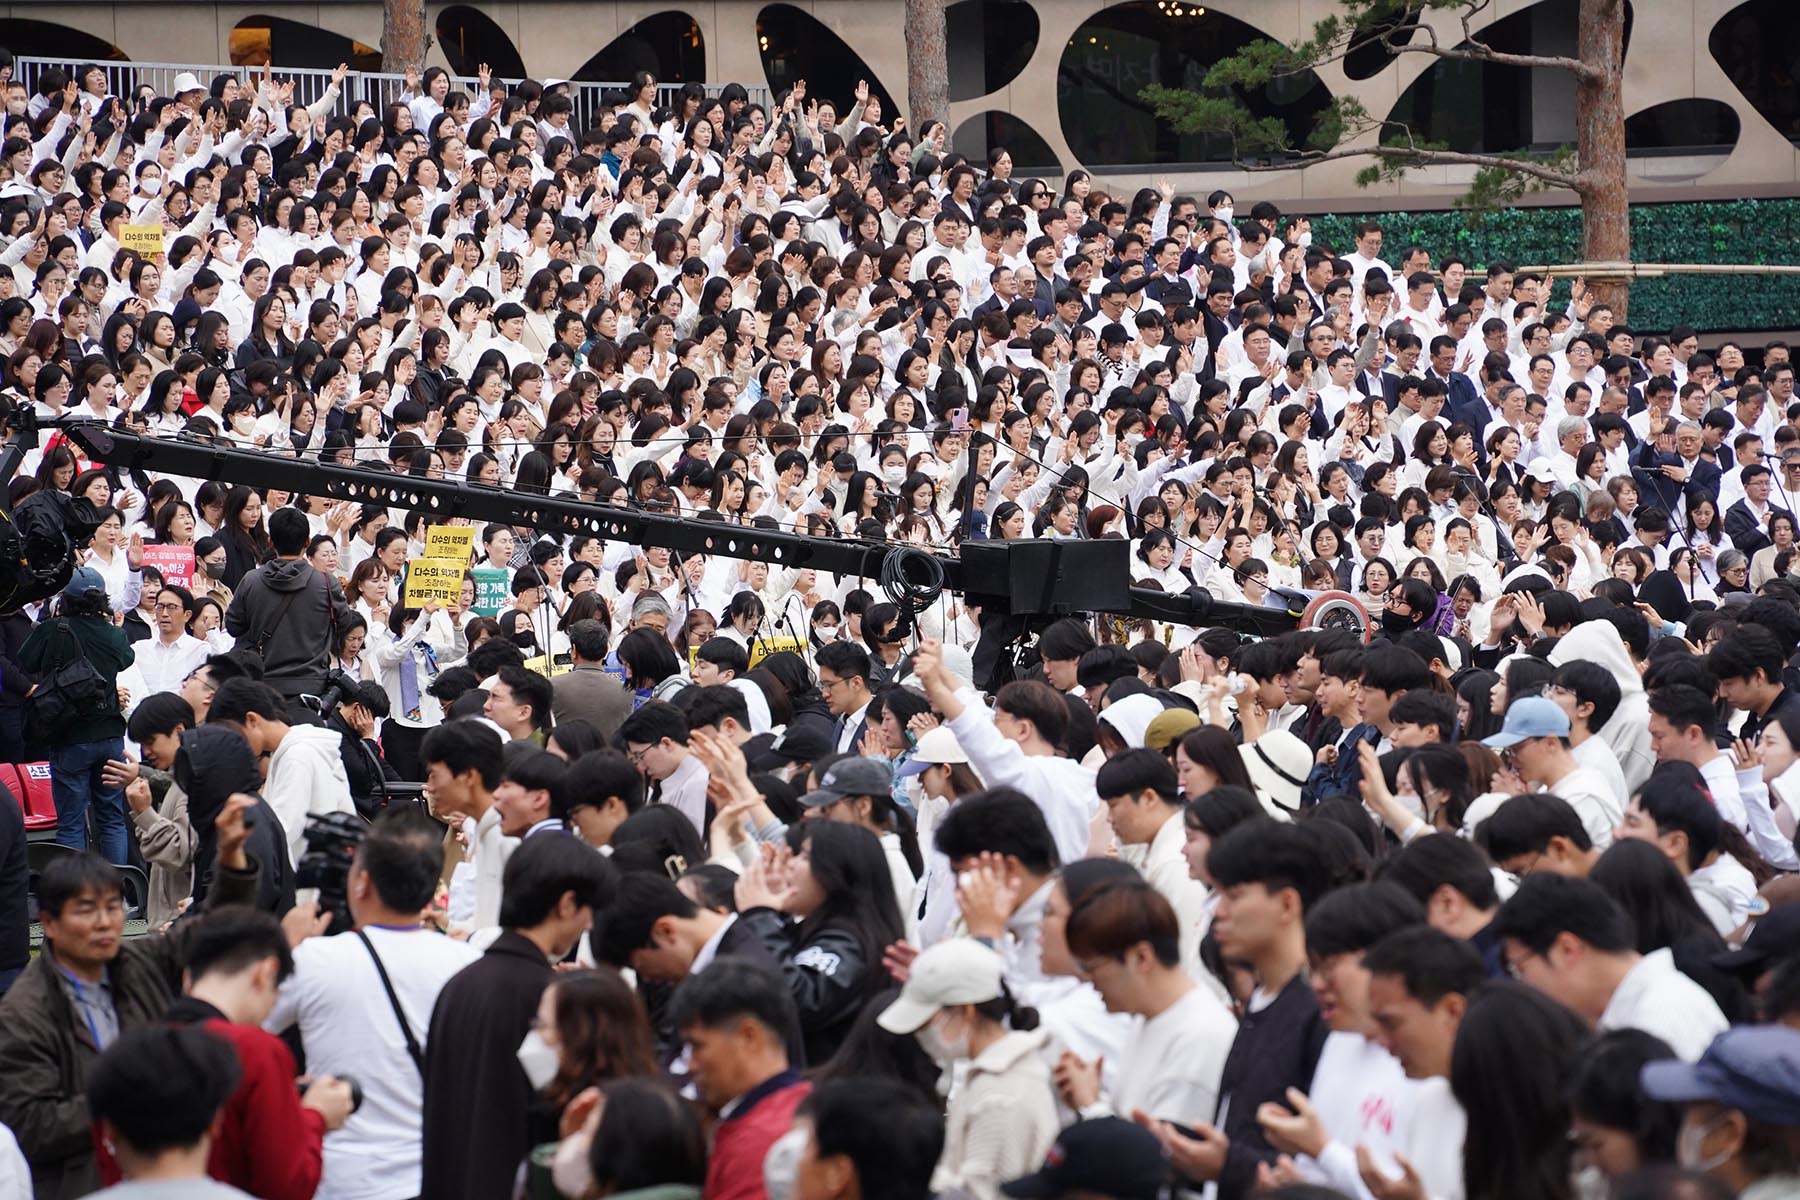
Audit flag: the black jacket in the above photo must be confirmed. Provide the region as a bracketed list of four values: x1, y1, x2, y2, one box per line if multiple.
[1212, 974, 1330, 1200]
[734, 908, 882, 1067]
[1725, 498, 1789, 557]
[0, 782, 23, 977]
[421, 931, 555, 1200]
[224, 557, 356, 700]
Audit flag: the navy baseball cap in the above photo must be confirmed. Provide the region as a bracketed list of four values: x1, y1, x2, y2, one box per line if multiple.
[1712, 902, 1800, 976]
[1641, 1025, 1800, 1126]
[1001, 1118, 1168, 1200]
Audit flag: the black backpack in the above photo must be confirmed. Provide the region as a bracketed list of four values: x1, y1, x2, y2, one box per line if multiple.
[25, 619, 113, 743]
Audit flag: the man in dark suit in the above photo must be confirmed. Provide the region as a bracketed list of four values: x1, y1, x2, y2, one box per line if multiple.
[1427, 335, 1481, 419]
[420, 834, 615, 1200]
[1725, 465, 1788, 557]
[1632, 420, 1722, 515]
[551, 619, 634, 743]
[817, 642, 874, 754]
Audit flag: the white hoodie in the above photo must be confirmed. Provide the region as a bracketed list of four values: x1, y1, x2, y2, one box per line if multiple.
[266, 723, 356, 865]
[1549, 622, 1655, 793]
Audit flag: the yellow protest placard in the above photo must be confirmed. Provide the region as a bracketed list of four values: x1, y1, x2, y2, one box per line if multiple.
[403, 558, 465, 606]
[424, 525, 476, 562]
[119, 224, 165, 257]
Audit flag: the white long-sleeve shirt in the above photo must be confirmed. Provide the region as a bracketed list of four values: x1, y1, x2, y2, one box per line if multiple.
[948, 703, 1097, 866]
[1299, 1032, 1466, 1200]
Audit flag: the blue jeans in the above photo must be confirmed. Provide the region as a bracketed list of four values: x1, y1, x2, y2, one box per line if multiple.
[51, 737, 128, 865]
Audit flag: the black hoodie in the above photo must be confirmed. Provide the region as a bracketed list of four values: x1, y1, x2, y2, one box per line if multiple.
[174, 724, 295, 915]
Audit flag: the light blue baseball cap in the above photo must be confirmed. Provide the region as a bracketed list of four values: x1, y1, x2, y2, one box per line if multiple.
[1482, 695, 1571, 749]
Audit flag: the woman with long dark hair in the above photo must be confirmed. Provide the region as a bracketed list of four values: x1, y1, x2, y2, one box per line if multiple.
[733, 820, 905, 1064]
[1451, 980, 1588, 1200]
[217, 484, 272, 589]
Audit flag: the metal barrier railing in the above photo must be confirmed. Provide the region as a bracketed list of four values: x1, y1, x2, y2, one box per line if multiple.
[12, 55, 768, 129]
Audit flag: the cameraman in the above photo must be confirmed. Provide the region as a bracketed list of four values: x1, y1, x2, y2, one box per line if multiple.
[266, 807, 482, 1200]
[209, 677, 354, 868]
[327, 680, 399, 817]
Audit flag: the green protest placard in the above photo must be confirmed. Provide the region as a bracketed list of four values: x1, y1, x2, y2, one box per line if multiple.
[472, 567, 510, 616]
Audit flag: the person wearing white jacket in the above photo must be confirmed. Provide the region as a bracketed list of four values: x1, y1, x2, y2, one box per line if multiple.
[209, 677, 356, 865]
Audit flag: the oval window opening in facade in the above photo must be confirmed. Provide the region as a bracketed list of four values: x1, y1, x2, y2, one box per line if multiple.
[947, 0, 1041, 101]
[1385, 0, 1634, 155]
[434, 6, 526, 80]
[571, 12, 706, 86]
[756, 4, 898, 122]
[952, 111, 1062, 175]
[1709, 0, 1800, 145]
[0, 20, 126, 63]
[1625, 98, 1740, 153]
[229, 15, 381, 71]
[1342, 3, 1421, 81]
[1057, 3, 1333, 168]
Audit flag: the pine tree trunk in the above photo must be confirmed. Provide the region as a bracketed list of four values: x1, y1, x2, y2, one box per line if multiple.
[1574, 0, 1631, 316]
[904, 0, 949, 130]
[382, 0, 429, 75]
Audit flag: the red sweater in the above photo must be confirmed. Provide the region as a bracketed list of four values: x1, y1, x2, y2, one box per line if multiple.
[96, 1014, 326, 1200]
[705, 1073, 812, 1200]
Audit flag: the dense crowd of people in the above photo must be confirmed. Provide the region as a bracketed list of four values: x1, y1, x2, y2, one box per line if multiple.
[0, 47, 1797, 1200]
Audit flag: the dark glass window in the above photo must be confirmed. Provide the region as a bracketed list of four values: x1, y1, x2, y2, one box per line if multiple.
[1709, 0, 1800, 145]
[947, 0, 1040, 101]
[0, 20, 125, 63]
[435, 6, 526, 80]
[1385, 0, 1633, 154]
[1624, 100, 1740, 154]
[1057, 4, 1331, 167]
[1342, 4, 1421, 81]
[571, 13, 706, 85]
[952, 111, 1061, 173]
[757, 4, 897, 119]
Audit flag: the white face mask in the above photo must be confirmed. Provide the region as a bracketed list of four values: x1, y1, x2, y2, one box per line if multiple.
[812, 623, 839, 642]
[1124, 432, 1144, 451]
[1215, 206, 1234, 223]
[915, 1011, 971, 1065]
[881, 465, 905, 485]
[549, 1127, 594, 1199]
[763, 1126, 808, 1200]
[231, 413, 255, 433]
[1676, 1113, 1732, 1174]
[1570, 1165, 1607, 1200]
[515, 1029, 559, 1093]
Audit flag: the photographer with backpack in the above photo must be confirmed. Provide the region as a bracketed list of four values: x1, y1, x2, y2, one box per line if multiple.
[19, 566, 135, 863]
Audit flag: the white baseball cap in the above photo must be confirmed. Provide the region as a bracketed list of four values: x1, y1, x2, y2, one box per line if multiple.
[894, 726, 968, 777]
[876, 938, 1004, 1034]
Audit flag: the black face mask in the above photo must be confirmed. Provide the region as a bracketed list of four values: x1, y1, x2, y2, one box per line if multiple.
[1381, 607, 1416, 634]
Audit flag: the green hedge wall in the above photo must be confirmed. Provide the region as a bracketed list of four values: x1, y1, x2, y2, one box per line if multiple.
[1306, 199, 1800, 335]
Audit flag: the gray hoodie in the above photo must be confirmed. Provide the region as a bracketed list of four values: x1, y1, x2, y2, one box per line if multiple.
[222, 557, 356, 699]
